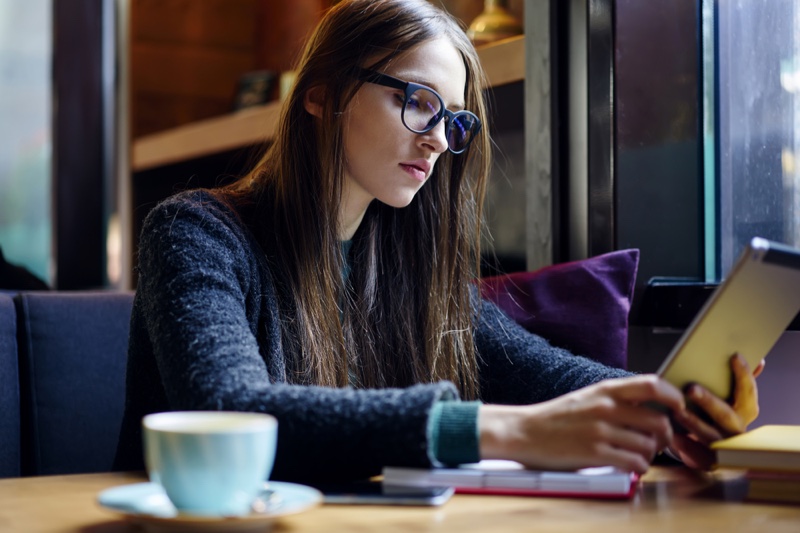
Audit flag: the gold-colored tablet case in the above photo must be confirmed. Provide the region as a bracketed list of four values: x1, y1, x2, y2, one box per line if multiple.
[658, 237, 800, 400]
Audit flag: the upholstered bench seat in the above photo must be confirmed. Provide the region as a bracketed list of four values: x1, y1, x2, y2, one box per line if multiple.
[9, 291, 134, 477]
[0, 293, 20, 478]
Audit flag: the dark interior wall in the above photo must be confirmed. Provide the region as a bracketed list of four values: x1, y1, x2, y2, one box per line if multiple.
[52, 0, 110, 289]
[615, 0, 703, 287]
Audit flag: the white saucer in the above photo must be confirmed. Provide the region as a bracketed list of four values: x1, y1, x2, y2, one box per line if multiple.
[97, 481, 323, 532]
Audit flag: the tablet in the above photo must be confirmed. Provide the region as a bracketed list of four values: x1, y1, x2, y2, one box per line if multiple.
[657, 237, 800, 400]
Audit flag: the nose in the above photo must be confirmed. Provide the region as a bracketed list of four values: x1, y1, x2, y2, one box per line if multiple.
[417, 118, 449, 154]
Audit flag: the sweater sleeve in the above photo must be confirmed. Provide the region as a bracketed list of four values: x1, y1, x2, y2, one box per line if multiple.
[428, 401, 482, 465]
[474, 293, 633, 406]
[119, 192, 459, 482]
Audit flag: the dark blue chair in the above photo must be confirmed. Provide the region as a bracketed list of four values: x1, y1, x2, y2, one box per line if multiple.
[15, 291, 134, 476]
[0, 293, 20, 478]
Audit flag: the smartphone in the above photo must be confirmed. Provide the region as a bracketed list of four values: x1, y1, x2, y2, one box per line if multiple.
[309, 480, 454, 506]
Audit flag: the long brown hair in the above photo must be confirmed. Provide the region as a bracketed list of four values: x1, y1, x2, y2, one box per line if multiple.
[219, 0, 492, 399]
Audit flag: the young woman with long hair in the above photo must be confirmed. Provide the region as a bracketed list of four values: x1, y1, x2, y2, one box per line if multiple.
[115, 0, 761, 481]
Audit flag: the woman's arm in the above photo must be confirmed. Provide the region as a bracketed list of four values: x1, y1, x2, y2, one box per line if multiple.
[474, 296, 632, 405]
[473, 296, 682, 473]
[123, 192, 459, 482]
[473, 294, 763, 472]
[478, 375, 683, 474]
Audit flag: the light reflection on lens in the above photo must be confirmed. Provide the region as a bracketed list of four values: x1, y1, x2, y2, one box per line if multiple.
[404, 88, 443, 131]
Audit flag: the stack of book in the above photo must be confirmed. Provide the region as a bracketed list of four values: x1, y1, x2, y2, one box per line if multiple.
[711, 425, 800, 504]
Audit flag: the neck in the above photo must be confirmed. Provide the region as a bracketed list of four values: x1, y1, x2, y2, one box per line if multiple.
[339, 209, 367, 240]
[339, 181, 373, 240]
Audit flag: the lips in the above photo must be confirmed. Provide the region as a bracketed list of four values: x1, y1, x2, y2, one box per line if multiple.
[399, 159, 432, 182]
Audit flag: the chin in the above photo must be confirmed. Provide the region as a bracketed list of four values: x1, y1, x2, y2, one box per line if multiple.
[373, 185, 424, 209]
[379, 194, 418, 209]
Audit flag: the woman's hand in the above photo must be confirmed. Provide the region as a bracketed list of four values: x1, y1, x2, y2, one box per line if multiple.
[478, 375, 685, 474]
[668, 354, 763, 469]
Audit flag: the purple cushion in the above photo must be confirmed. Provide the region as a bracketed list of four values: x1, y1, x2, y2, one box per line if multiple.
[480, 249, 640, 369]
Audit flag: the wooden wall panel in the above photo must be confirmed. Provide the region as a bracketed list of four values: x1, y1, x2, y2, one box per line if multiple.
[132, 0, 258, 49]
[254, 0, 330, 73]
[132, 43, 254, 99]
[130, 0, 261, 138]
[133, 93, 234, 141]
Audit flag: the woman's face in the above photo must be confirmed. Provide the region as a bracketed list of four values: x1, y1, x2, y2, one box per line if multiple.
[339, 37, 467, 230]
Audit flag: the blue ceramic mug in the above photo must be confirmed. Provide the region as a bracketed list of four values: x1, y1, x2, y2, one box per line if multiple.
[143, 411, 277, 516]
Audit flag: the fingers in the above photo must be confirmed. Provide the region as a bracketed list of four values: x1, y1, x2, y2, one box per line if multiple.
[573, 417, 662, 474]
[589, 377, 679, 454]
[753, 358, 766, 378]
[670, 434, 716, 470]
[605, 425, 661, 468]
[594, 441, 653, 474]
[676, 354, 760, 446]
[604, 375, 685, 413]
[730, 354, 760, 427]
[608, 403, 674, 450]
[585, 383, 676, 469]
[671, 398, 724, 444]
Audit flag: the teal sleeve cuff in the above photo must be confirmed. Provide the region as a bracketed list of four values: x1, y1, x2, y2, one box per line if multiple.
[428, 400, 482, 466]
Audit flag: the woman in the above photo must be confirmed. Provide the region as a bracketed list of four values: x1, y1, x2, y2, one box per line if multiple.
[114, 0, 760, 481]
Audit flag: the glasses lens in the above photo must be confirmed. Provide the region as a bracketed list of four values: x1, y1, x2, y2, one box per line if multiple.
[402, 88, 443, 132]
[447, 112, 479, 153]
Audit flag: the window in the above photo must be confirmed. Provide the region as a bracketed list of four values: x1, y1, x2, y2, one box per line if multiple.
[605, 0, 800, 418]
[0, 0, 52, 284]
[716, 0, 800, 276]
[615, 0, 800, 285]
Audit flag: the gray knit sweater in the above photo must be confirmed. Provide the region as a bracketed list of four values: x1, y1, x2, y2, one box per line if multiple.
[113, 190, 629, 482]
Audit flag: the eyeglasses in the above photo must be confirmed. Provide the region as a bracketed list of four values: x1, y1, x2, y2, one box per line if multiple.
[357, 68, 482, 154]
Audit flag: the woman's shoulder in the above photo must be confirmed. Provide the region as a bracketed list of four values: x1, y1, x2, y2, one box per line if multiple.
[136, 188, 273, 288]
[143, 189, 253, 235]
[139, 188, 265, 258]
[146, 188, 233, 220]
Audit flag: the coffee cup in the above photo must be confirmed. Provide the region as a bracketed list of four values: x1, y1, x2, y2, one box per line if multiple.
[142, 411, 277, 516]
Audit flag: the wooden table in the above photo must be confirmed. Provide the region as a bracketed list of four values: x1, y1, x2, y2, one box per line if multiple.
[0, 467, 798, 532]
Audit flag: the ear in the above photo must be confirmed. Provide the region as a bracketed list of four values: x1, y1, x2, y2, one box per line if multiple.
[303, 85, 326, 118]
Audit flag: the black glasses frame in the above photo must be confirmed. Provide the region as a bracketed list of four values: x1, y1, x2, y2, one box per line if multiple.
[357, 68, 482, 154]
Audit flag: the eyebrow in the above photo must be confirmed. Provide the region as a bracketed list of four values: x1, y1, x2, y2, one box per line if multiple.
[397, 72, 466, 111]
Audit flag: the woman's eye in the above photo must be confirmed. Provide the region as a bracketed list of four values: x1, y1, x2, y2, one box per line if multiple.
[405, 97, 422, 110]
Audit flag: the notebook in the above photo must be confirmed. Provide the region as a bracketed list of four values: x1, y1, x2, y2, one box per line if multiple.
[657, 237, 800, 400]
[711, 424, 800, 472]
[382, 460, 639, 500]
